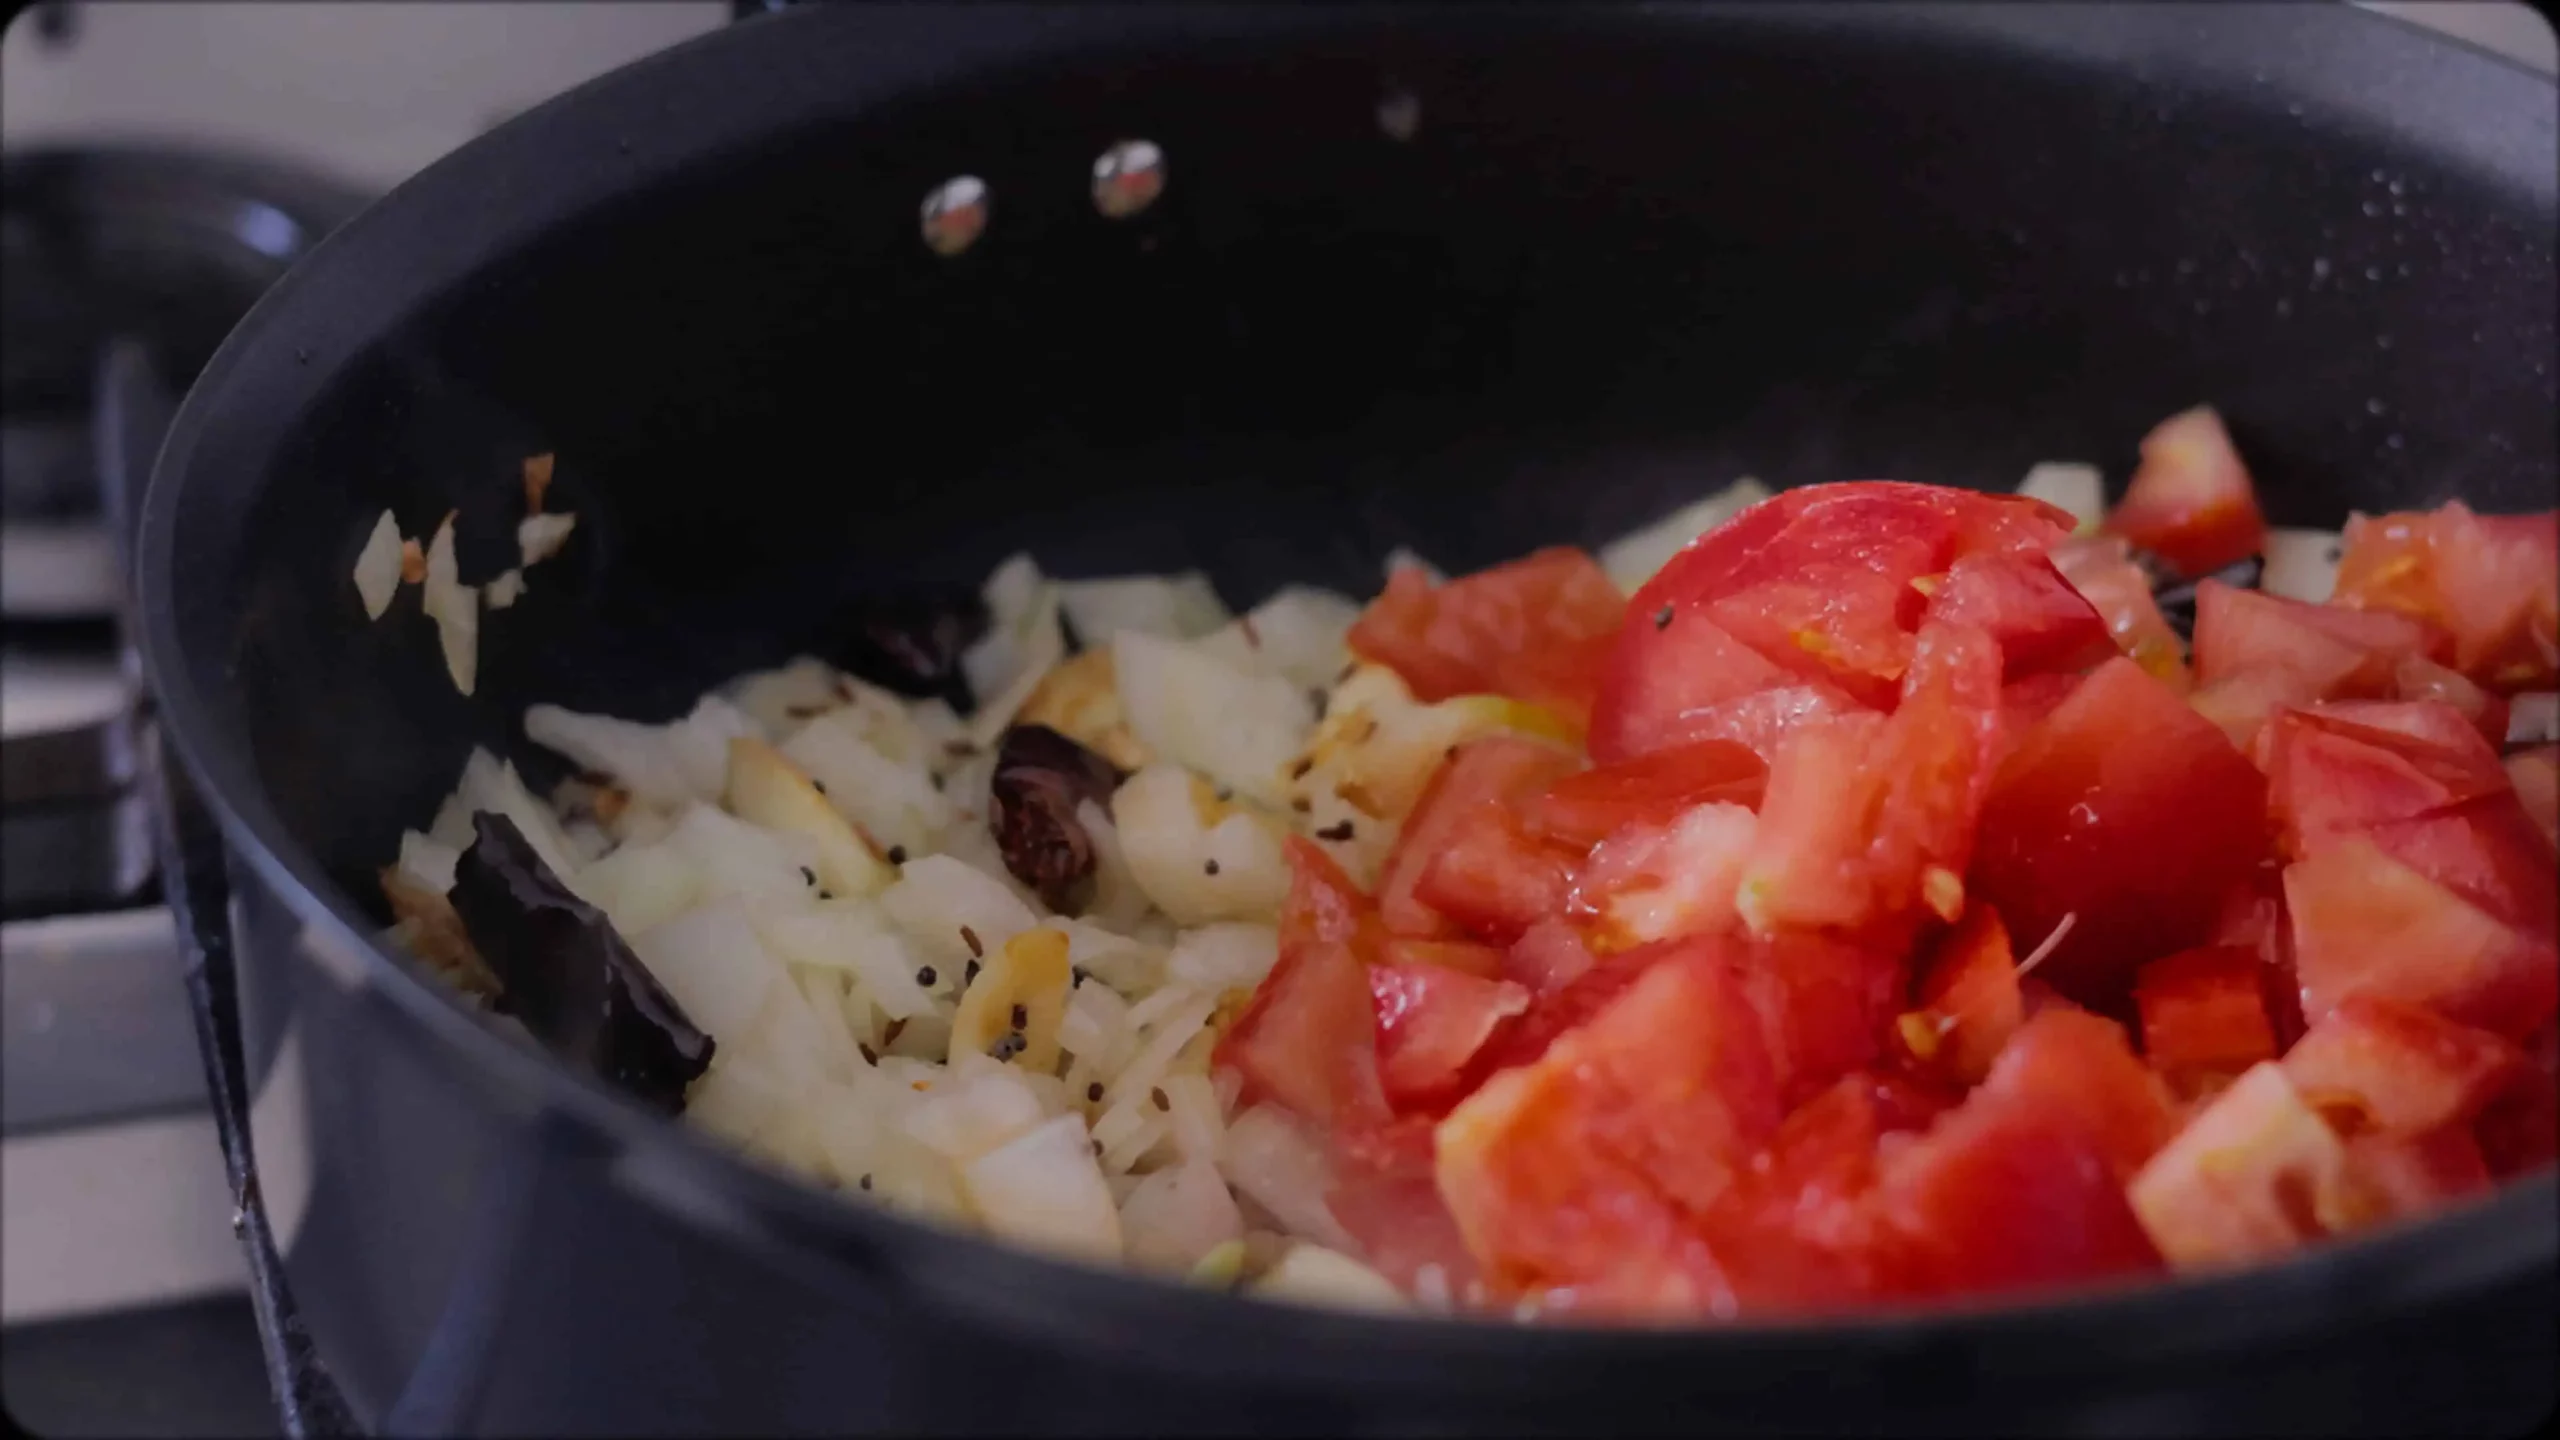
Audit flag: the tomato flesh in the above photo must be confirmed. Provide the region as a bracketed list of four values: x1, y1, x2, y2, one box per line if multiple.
[2279, 994, 2528, 1137]
[1369, 962, 1532, 1113]
[2103, 406, 2268, 578]
[1969, 657, 2272, 1003]
[1375, 737, 1580, 940]
[1925, 550, 2114, 679]
[2284, 837, 2558, 1042]
[2333, 502, 2558, 690]
[2133, 945, 2279, 1082]
[1348, 547, 1626, 732]
[1901, 902, 2023, 1085]
[1525, 739, 1766, 849]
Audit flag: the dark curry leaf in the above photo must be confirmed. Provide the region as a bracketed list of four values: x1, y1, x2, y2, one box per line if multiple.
[449, 811, 714, 1112]
[828, 589, 989, 710]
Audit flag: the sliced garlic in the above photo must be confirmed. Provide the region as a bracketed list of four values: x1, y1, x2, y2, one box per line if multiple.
[1017, 647, 1152, 770]
[1249, 1244, 1407, 1313]
[724, 735, 894, 898]
[949, 926, 1073, 1071]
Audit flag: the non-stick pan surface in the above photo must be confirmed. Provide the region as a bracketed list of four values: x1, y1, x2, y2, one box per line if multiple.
[134, 3, 2556, 1432]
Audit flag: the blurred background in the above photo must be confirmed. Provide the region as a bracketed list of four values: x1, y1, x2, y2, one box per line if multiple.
[0, 3, 2550, 1437]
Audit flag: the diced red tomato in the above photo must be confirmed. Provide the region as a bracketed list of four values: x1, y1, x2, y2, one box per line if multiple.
[1374, 737, 1580, 940]
[2192, 580, 2447, 697]
[1740, 621, 2003, 938]
[1327, 1116, 1483, 1295]
[1368, 962, 1532, 1112]
[1214, 933, 1389, 1131]
[1566, 800, 1756, 950]
[2051, 535, 2189, 688]
[1595, 482, 2072, 764]
[1737, 929, 1908, 1108]
[1278, 836, 1381, 956]
[1524, 739, 1766, 849]
[2508, 744, 2558, 853]
[1900, 903, 2023, 1085]
[1997, 671, 2084, 760]
[2258, 705, 2502, 859]
[2284, 837, 2558, 1041]
[2103, 406, 2268, 578]
[2190, 667, 2328, 751]
[1691, 1072, 1957, 1313]
[1923, 551, 2115, 680]
[1380, 937, 1507, 981]
[1863, 1011, 2172, 1299]
[2333, 502, 2558, 691]
[2392, 654, 2511, 745]
[1969, 657, 2272, 1003]
[1347, 547, 1625, 731]
[2280, 994, 2527, 1137]
[1587, 611, 1812, 765]
[2133, 945, 2279, 1081]
[1434, 941, 1785, 1312]
[1503, 918, 1597, 997]
[2126, 1060, 2358, 1271]
[1412, 807, 1577, 945]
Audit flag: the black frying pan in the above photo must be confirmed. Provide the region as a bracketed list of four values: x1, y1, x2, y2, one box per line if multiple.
[131, 4, 2558, 1434]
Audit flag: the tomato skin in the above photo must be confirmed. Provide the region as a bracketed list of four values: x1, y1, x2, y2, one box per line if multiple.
[2104, 406, 2269, 578]
[1434, 941, 1786, 1311]
[2133, 945, 2280, 1082]
[2333, 502, 2558, 690]
[1279, 836, 1380, 955]
[2193, 580, 2447, 696]
[2051, 536, 2190, 687]
[1997, 671, 2084, 761]
[1588, 611, 1807, 765]
[2280, 994, 2528, 1137]
[1327, 1115, 1484, 1296]
[1901, 903, 2023, 1085]
[1739, 621, 2004, 939]
[1368, 962, 1533, 1113]
[2284, 837, 2558, 1042]
[1412, 806, 1578, 945]
[1924, 551, 2115, 679]
[1375, 737, 1580, 940]
[1348, 547, 1626, 730]
[1740, 929, 1907, 1108]
[1215, 934, 1390, 1131]
[1524, 740, 1766, 849]
[1969, 656, 2273, 1003]
[1596, 482, 2071, 764]
[1866, 1010, 2173, 1299]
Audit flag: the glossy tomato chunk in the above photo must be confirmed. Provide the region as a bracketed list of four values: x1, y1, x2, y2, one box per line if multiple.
[1435, 941, 1785, 1312]
[2103, 406, 2268, 578]
[1380, 937, 1507, 981]
[1864, 1011, 2171, 1298]
[1523, 739, 1766, 849]
[1503, 917, 1598, 997]
[1900, 903, 2023, 1085]
[1969, 657, 2272, 1002]
[1347, 547, 1626, 732]
[1922, 551, 2114, 679]
[2333, 502, 2558, 691]
[2192, 580, 2446, 696]
[2507, 744, 2558, 853]
[2280, 994, 2527, 1137]
[2133, 945, 2279, 1082]
[1587, 610, 1812, 765]
[1214, 930, 1388, 1131]
[2051, 535, 2189, 687]
[1412, 807, 1577, 945]
[2284, 837, 2558, 1041]
[1368, 962, 1532, 1113]
[1740, 621, 2002, 938]
[1567, 800, 1756, 950]
[1374, 736, 1579, 940]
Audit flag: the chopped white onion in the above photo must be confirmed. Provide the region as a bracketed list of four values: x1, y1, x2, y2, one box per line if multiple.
[353, 511, 404, 620]
[518, 511, 577, 566]
[422, 512, 480, 696]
